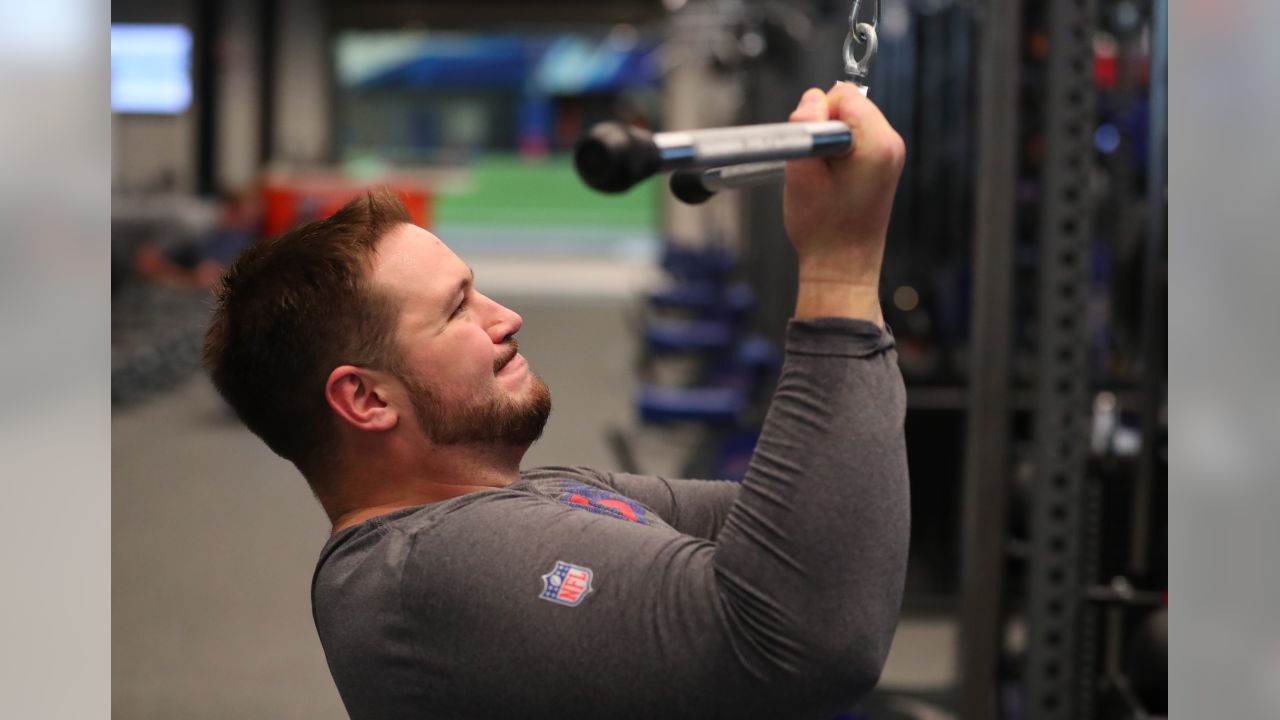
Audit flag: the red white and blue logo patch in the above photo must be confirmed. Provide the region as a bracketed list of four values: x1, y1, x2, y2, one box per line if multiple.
[540, 560, 594, 607]
[555, 483, 650, 525]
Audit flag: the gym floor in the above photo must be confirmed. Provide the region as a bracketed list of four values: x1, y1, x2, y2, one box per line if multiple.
[112, 261, 957, 719]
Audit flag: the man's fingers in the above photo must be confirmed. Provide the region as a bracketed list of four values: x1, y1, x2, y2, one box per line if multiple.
[826, 82, 873, 127]
[786, 88, 834, 189]
[826, 84, 906, 173]
[789, 88, 829, 122]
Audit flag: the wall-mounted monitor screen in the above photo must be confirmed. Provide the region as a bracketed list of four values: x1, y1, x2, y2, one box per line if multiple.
[111, 24, 193, 114]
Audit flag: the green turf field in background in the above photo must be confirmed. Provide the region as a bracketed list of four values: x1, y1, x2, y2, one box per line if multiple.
[433, 153, 660, 229]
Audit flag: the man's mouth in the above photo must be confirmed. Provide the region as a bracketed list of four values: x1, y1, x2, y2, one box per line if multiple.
[495, 342, 520, 373]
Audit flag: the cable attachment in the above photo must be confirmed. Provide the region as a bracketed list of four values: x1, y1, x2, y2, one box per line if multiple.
[842, 0, 880, 88]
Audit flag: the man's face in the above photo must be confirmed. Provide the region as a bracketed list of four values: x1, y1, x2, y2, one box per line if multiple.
[370, 224, 551, 447]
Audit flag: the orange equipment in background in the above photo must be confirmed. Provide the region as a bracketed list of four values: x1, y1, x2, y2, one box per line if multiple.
[260, 175, 432, 239]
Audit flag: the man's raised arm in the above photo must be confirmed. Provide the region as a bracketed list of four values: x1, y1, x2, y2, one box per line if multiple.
[706, 82, 910, 700]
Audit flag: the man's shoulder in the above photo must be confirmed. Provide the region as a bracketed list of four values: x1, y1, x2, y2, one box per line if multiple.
[313, 468, 644, 588]
[316, 481, 573, 565]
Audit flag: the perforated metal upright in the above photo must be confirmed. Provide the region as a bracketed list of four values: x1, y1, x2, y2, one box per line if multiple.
[1025, 0, 1098, 717]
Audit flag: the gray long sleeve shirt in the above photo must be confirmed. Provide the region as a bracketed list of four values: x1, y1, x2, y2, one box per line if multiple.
[311, 317, 910, 720]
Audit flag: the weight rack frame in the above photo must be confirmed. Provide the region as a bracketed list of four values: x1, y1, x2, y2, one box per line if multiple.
[959, 0, 1101, 716]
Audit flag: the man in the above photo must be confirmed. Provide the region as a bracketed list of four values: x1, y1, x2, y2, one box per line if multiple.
[205, 83, 909, 720]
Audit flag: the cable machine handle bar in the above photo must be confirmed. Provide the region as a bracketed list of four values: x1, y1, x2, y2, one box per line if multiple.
[668, 83, 869, 204]
[574, 119, 852, 194]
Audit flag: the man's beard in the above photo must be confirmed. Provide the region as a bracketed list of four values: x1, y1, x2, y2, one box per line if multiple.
[399, 353, 552, 448]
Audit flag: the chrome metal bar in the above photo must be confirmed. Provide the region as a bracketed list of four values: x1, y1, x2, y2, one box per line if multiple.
[655, 120, 851, 168]
[575, 120, 851, 194]
[666, 83, 869, 204]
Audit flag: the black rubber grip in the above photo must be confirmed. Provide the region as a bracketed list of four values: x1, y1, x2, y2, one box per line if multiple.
[574, 122, 661, 194]
[669, 170, 715, 205]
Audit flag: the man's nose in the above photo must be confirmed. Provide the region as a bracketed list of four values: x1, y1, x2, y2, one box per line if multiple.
[482, 295, 523, 343]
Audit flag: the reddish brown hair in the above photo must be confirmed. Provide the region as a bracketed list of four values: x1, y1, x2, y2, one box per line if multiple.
[204, 188, 412, 477]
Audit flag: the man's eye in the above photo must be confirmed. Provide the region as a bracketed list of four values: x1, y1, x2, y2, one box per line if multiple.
[450, 300, 467, 318]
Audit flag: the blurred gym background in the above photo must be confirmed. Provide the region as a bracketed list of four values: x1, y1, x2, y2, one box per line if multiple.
[111, 0, 1167, 718]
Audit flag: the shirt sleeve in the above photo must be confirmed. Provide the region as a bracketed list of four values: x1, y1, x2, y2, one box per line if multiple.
[400, 317, 909, 720]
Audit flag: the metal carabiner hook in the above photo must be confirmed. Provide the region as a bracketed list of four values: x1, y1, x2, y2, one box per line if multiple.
[842, 0, 880, 88]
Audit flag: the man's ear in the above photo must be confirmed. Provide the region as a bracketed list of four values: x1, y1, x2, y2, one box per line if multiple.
[325, 365, 400, 432]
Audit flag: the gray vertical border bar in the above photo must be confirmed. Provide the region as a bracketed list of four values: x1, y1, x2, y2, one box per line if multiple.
[1026, 0, 1098, 717]
[958, 0, 1021, 717]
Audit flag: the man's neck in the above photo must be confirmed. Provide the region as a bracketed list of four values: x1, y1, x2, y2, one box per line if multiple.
[325, 442, 526, 535]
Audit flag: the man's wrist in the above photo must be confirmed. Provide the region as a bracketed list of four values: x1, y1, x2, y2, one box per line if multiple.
[796, 245, 884, 284]
[794, 278, 884, 327]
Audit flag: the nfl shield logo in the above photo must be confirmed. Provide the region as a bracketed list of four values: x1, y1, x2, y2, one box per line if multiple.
[540, 561, 594, 607]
